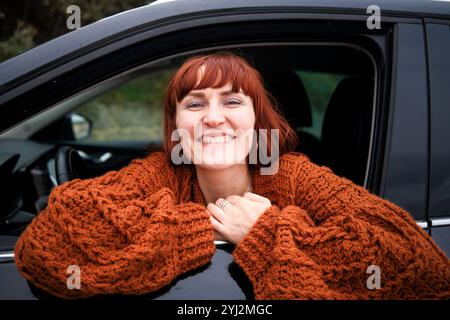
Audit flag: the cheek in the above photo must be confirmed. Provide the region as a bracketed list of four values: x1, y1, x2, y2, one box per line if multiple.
[176, 110, 192, 130]
[239, 108, 256, 129]
[175, 111, 198, 143]
[175, 108, 182, 128]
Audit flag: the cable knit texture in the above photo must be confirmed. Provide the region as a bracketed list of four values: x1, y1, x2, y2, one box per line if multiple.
[15, 151, 450, 299]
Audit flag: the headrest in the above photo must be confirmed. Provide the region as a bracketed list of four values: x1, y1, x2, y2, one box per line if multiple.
[262, 70, 312, 128]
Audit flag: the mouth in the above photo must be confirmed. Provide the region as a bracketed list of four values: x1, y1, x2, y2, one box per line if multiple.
[199, 134, 237, 144]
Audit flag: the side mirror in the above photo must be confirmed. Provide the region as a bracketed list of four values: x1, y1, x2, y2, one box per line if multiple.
[64, 113, 92, 140]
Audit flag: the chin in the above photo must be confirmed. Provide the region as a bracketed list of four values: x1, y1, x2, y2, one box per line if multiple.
[194, 151, 248, 170]
[196, 162, 235, 171]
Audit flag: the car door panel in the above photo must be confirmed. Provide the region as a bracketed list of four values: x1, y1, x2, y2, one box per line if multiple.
[425, 22, 450, 257]
[380, 23, 428, 223]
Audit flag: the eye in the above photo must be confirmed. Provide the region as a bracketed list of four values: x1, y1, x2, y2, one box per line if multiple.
[225, 99, 241, 106]
[186, 102, 204, 109]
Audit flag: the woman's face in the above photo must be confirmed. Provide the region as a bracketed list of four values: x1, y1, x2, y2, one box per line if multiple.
[175, 80, 256, 170]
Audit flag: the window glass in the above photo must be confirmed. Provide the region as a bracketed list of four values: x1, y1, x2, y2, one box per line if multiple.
[296, 71, 344, 140]
[74, 69, 175, 142]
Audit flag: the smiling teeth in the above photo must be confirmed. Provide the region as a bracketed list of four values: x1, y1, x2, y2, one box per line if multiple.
[202, 135, 234, 144]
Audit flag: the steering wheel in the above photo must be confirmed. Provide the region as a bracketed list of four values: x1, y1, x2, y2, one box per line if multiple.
[55, 146, 89, 185]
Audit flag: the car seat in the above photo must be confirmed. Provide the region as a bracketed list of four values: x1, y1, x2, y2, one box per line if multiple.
[320, 76, 374, 185]
[262, 70, 321, 162]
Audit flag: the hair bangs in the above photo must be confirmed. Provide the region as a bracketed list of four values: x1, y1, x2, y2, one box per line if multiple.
[174, 55, 250, 104]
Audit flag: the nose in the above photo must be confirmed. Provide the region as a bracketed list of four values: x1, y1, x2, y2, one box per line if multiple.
[203, 102, 226, 127]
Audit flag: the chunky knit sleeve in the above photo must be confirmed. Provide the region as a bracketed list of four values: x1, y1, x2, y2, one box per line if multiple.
[233, 154, 450, 299]
[14, 152, 215, 299]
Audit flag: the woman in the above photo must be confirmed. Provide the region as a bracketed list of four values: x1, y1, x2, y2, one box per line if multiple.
[15, 52, 450, 299]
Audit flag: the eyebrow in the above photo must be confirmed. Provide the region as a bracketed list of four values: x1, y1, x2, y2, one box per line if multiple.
[185, 90, 241, 98]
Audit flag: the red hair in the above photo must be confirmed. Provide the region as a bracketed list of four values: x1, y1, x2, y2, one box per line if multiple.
[163, 51, 298, 167]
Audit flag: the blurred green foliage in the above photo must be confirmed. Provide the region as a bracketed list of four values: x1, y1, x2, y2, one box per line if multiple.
[75, 69, 175, 141]
[0, 20, 37, 61]
[297, 71, 344, 139]
[0, 0, 154, 62]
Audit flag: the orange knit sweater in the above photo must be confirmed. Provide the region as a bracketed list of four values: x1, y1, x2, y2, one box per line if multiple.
[14, 151, 450, 299]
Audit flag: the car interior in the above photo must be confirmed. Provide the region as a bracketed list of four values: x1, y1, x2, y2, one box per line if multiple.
[0, 44, 376, 256]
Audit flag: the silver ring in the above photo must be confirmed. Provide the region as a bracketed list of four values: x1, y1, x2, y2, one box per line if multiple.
[219, 199, 231, 210]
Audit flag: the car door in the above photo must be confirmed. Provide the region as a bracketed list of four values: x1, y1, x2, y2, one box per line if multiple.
[425, 21, 450, 257]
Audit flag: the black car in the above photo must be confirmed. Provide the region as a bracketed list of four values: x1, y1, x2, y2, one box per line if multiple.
[0, 0, 449, 299]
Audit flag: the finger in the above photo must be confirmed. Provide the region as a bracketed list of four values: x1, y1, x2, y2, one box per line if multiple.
[207, 203, 228, 224]
[243, 192, 271, 204]
[215, 197, 237, 213]
[210, 215, 228, 237]
[225, 195, 244, 205]
[216, 197, 237, 206]
[225, 195, 252, 212]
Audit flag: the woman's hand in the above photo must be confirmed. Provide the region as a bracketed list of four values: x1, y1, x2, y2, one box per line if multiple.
[207, 192, 272, 244]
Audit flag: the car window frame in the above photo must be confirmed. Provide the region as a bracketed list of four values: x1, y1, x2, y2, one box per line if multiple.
[0, 14, 385, 184]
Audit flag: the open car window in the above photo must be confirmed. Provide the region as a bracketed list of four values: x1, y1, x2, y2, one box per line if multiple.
[0, 43, 376, 238]
[72, 69, 175, 143]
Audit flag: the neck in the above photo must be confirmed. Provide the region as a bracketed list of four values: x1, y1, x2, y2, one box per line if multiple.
[195, 164, 252, 205]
